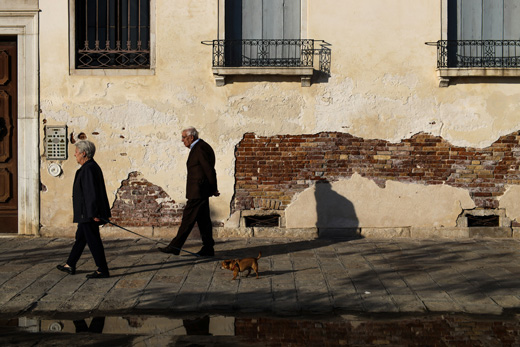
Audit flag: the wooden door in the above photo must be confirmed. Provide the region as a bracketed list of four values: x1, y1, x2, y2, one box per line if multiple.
[0, 38, 17, 233]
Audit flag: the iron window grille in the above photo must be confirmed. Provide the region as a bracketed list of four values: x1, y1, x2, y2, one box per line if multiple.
[433, 40, 520, 68]
[203, 39, 331, 75]
[75, 0, 150, 69]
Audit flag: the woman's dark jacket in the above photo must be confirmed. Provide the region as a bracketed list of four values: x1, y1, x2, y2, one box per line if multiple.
[72, 159, 111, 224]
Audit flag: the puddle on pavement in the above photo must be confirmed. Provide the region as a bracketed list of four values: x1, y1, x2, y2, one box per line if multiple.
[1, 313, 520, 346]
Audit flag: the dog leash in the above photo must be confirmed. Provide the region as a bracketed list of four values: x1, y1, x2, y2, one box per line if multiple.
[100, 218, 200, 257]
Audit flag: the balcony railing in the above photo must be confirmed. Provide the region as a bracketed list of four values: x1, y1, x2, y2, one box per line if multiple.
[434, 40, 520, 68]
[203, 39, 331, 75]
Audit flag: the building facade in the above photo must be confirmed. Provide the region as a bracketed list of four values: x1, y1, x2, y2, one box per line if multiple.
[2, 0, 520, 238]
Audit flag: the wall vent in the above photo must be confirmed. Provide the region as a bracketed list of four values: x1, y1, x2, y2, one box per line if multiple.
[467, 215, 499, 227]
[456, 209, 510, 228]
[244, 215, 280, 227]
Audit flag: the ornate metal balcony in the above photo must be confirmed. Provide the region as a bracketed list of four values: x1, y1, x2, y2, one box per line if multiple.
[427, 40, 520, 86]
[435, 40, 520, 68]
[203, 39, 331, 86]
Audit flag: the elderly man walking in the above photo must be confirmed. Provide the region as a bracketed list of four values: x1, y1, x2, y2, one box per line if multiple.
[159, 127, 219, 256]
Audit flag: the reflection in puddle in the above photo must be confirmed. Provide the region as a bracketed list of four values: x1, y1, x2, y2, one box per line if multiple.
[2, 313, 520, 346]
[13, 315, 234, 336]
[1, 315, 240, 347]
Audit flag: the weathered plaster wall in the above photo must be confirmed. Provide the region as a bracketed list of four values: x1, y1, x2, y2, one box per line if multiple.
[38, 0, 520, 235]
[309, 1, 520, 148]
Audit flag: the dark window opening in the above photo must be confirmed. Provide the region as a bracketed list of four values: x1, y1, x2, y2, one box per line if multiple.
[75, 0, 150, 69]
[223, 0, 302, 68]
[467, 215, 500, 227]
[244, 215, 280, 228]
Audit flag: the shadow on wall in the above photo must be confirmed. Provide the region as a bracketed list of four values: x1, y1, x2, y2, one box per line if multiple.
[315, 180, 360, 239]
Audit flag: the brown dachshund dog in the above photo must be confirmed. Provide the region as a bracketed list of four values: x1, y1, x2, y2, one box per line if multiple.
[221, 252, 261, 280]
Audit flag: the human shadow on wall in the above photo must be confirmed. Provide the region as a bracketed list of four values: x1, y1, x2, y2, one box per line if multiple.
[219, 180, 361, 260]
[315, 180, 360, 239]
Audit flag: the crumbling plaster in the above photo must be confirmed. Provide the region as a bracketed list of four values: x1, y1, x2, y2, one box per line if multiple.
[499, 186, 520, 223]
[38, 0, 520, 233]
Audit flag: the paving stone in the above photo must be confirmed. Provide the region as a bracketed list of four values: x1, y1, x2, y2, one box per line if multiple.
[332, 293, 365, 312]
[135, 295, 176, 311]
[422, 300, 463, 312]
[44, 274, 87, 297]
[97, 293, 139, 311]
[115, 278, 150, 289]
[490, 295, 520, 309]
[360, 295, 399, 313]
[462, 303, 503, 315]
[171, 293, 204, 311]
[0, 293, 42, 314]
[391, 295, 427, 313]
[59, 294, 104, 312]
[0, 236, 520, 318]
[30, 300, 64, 314]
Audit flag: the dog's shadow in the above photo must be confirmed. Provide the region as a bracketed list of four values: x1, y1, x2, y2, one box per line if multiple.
[225, 269, 299, 280]
[259, 269, 300, 278]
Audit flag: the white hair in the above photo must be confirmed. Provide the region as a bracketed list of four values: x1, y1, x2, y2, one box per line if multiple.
[183, 127, 199, 139]
[75, 140, 96, 159]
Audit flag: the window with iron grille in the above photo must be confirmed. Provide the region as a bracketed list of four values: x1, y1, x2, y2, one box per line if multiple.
[74, 0, 150, 69]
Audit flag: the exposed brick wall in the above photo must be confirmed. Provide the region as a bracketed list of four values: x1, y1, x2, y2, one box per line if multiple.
[233, 131, 520, 213]
[110, 172, 184, 227]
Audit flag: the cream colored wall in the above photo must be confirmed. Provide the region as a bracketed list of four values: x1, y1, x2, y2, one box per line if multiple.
[286, 174, 476, 229]
[38, 0, 520, 234]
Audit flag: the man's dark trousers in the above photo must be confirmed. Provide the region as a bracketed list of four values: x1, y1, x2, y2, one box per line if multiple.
[67, 222, 109, 274]
[168, 198, 214, 250]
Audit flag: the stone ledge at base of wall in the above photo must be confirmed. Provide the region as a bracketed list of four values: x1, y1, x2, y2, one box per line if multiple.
[412, 227, 514, 238]
[38, 226, 520, 239]
[39, 226, 77, 238]
[319, 227, 518, 239]
[214, 227, 317, 239]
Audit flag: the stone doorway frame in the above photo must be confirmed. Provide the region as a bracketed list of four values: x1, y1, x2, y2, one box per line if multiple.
[0, 9, 40, 235]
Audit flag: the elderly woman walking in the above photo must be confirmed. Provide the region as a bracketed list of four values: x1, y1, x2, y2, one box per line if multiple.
[56, 140, 111, 279]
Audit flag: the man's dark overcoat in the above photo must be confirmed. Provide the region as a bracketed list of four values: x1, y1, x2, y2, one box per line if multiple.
[164, 138, 218, 252]
[186, 139, 218, 199]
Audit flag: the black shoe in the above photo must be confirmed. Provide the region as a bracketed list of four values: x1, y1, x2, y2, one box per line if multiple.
[158, 246, 180, 255]
[86, 271, 110, 279]
[196, 247, 214, 257]
[57, 264, 75, 275]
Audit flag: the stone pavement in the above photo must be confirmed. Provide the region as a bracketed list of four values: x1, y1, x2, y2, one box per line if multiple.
[1, 234, 520, 319]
